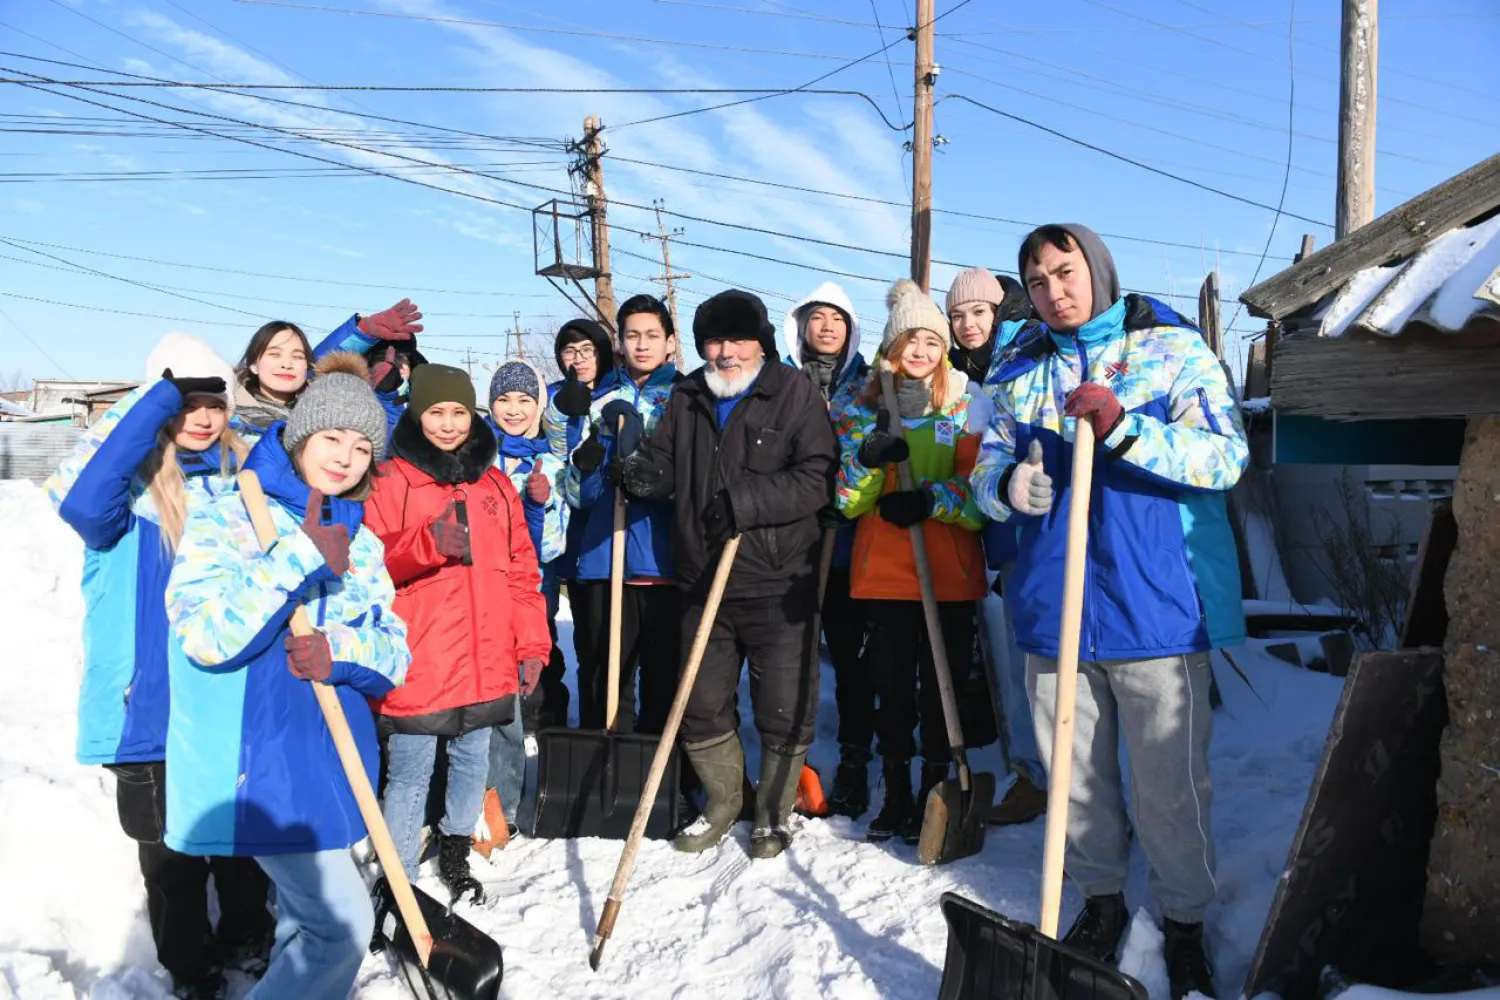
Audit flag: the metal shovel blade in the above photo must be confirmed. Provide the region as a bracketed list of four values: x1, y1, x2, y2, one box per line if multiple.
[917, 770, 997, 865]
[371, 877, 503, 1000]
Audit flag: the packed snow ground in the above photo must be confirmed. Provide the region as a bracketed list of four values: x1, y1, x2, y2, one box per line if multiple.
[0, 480, 1346, 1000]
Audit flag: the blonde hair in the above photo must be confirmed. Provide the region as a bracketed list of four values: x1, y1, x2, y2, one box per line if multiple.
[142, 428, 251, 552]
[861, 329, 951, 414]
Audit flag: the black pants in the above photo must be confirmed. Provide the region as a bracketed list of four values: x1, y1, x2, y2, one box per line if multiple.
[109, 762, 274, 985]
[570, 580, 681, 734]
[524, 567, 570, 730]
[863, 600, 976, 765]
[680, 580, 820, 749]
[822, 566, 873, 754]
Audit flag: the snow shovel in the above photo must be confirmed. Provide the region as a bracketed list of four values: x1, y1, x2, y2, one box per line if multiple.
[590, 535, 742, 971]
[935, 422, 1145, 1000]
[237, 472, 503, 1000]
[876, 371, 995, 865]
[935, 891, 1147, 1000]
[531, 462, 682, 840]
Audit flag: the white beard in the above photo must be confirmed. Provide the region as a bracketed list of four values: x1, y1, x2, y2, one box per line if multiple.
[704, 359, 764, 399]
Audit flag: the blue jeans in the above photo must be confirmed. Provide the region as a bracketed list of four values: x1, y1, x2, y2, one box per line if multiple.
[990, 563, 1046, 789]
[382, 729, 490, 880]
[249, 850, 372, 1000]
[487, 712, 525, 823]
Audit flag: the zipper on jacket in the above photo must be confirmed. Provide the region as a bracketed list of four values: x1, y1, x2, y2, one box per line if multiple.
[455, 485, 485, 705]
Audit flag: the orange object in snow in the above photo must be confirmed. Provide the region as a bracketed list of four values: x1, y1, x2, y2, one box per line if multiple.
[795, 765, 829, 818]
[471, 788, 511, 860]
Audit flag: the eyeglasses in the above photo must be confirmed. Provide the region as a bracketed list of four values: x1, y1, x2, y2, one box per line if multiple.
[560, 345, 597, 361]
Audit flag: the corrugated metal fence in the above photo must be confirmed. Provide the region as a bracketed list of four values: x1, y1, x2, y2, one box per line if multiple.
[0, 424, 80, 484]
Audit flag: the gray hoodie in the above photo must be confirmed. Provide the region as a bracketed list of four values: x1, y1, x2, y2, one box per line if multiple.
[1018, 223, 1121, 329]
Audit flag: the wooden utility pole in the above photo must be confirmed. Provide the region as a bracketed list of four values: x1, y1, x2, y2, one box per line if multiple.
[582, 115, 617, 325]
[909, 0, 936, 292]
[1336, 0, 1378, 239]
[461, 348, 477, 378]
[643, 199, 691, 366]
[511, 312, 526, 360]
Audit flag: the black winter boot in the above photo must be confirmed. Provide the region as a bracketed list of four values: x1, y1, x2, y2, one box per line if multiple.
[827, 748, 871, 819]
[866, 759, 913, 843]
[1061, 892, 1129, 964]
[903, 761, 950, 844]
[438, 834, 485, 905]
[172, 972, 227, 1000]
[1164, 919, 1216, 1000]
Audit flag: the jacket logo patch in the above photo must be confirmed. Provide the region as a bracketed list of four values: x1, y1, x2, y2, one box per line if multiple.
[1104, 360, 1131, 384]
[481, 495, 500, 516]
[935, 420, 955, 447]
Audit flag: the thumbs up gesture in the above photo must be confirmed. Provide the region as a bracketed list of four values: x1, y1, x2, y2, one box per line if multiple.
[1006, 439, 1054, 516]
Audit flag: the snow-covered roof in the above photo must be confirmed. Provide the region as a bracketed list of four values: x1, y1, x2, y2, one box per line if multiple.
[1316, 212, 1500, 341]
[0, 398, 33, 417]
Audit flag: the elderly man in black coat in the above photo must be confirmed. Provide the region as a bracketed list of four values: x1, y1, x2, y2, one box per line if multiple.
[620, 289, 836, 859]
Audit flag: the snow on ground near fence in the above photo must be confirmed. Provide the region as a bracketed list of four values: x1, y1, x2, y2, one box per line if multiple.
[0, 479, 1344, 1000]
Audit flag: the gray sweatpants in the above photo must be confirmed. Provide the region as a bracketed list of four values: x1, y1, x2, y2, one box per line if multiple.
[1027, 652, 1216, 923]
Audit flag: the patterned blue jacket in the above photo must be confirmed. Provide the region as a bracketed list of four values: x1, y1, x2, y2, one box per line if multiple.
[563, 365, 679, 582]
[163, 428, 409, 856]
[972, 295, 1247, 660]
[45, 381, 250, 766]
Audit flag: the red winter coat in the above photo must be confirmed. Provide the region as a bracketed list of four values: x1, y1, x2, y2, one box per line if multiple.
[364, 416, 551, 735]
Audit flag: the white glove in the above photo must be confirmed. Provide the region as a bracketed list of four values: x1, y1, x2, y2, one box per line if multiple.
[1007, 439, 1054, 515]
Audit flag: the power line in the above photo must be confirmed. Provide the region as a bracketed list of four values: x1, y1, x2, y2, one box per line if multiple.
[605, 0, 981, 129]
[0, 235, 555, 297]
[651, 0, 884, 28]
[1225, 0, 1298, 340]
[0, 301, 74, 378]
[0, 291, 269, 329]
[944, 93, 1332, 228]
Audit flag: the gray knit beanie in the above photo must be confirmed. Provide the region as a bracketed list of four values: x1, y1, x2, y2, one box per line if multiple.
[488, 361, 540, 405]
[283, 352, 389, 461]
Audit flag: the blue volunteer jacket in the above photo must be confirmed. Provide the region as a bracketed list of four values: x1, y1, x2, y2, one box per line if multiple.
[45, 381, 249, 766]
[972, 295, 1248, 661]
[490, 417, 569, 566]
[163, 428, 409, 856]
[563, 365, 678, 582]
[542, 378, 589, 580]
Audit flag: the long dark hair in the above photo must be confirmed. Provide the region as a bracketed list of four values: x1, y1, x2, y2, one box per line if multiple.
[236, 321, 314, 397]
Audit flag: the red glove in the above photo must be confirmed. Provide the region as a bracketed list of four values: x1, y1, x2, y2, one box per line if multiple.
[518, 658, 544, 696]
[369, 346, 402, 393]
[358, 298, 423, 342]
[300, 491, 350, 578]
[1064, 382, 1125, 440]
[286, 632, 333, 682]
[525, 469, 550, 505]
[428, 502, 470, 562]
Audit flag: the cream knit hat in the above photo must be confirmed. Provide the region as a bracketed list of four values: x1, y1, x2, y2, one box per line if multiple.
[882, 279, 950, 353]
[944, 267, 1004, 315]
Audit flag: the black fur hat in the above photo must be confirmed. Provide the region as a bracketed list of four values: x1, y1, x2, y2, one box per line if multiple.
[693, 290, 777, 359]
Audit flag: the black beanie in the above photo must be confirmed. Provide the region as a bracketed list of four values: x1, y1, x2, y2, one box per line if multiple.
[553, 319, 615, 377]
[693, 290, 777, 359]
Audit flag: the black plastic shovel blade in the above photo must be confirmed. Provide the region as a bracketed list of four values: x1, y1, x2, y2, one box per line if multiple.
[530, 727, 681, 840]
[917, 771, 997, 865]
[371, 878, 503, 1000]
[937, 893, 1148, 1000]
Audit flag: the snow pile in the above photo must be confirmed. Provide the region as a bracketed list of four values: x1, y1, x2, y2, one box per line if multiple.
[0, 479, 1347, 999]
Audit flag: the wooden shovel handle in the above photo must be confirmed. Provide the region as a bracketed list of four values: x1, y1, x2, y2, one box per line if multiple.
[878, 371, 969, 780]
[237, 471, 434, 966]
[607, 416, 627, 732]
[1037, 419, 1096, 939]
[591, 534, 742, 970]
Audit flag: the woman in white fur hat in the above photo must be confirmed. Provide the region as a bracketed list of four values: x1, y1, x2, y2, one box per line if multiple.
[45, 333, 272, 999]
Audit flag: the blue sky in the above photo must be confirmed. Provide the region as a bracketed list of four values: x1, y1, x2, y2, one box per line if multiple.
[2, 0, 1496, 387]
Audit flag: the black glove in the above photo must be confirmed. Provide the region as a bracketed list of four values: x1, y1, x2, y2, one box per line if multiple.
[600, 399, 645, 459]
[877, 488, 933, 528]
[620, 451, 666, 499]
[571, 426, 606, 475]
[369, 347, 403, 394]
[703, 490, 737, 544]
[857, 410, 909, 468]
[553, 365, 593, 418]
[161, 367, 227, 400]
[816, 504, 850, 530]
